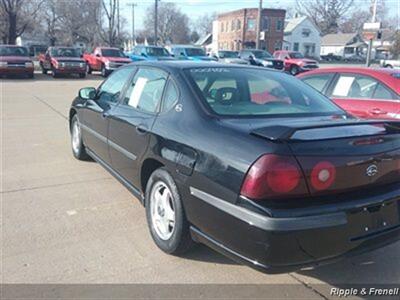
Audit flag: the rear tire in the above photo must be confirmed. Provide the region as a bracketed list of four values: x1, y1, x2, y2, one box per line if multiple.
[70, 115, 90, 160]
[86, 64, 92, 74]
[51, 67, 58, 78]
[40, 63, 47, 74]
[145, 168, 194, 255]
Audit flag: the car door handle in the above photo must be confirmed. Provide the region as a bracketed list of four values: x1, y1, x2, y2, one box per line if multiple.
[370, 108, 387, 115]
[136, 125, 148, 135]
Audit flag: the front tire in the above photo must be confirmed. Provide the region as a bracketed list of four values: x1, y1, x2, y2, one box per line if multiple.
[385, 64, 393, 68]
[145, 168, 194, 255]
[70, 115, 90, 160]
[101, 64, 109, 77]
[290, 65, 299, 75]
[41, 63, 47, 74]
[51, 67, 58, 78]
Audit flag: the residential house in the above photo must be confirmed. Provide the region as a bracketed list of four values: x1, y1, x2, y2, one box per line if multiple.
[282, 16, 321, 59]
[321, 33, 367, 58]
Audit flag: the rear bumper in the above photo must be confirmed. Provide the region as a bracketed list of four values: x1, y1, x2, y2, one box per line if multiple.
[189, 185, 400, 273]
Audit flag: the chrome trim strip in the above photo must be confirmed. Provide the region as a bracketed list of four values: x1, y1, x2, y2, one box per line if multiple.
[80, 123, 137, 161]
[189, 187, 347, 231]
[80, 123, 107, 143]
[108, 139, 137, 161]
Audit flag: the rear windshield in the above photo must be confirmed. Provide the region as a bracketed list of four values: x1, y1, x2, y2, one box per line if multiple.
[146, 47, 170, 56]
[219, 51, 238, 58]
[185, 48, 206, 56]
[51, 48, 80, 57]
[186, 67, 344, 117]
[0, 46, 29, 56]
[101, 48, 125, 57]
[253, 51, 272, 59]
[289, 52, 304, 59]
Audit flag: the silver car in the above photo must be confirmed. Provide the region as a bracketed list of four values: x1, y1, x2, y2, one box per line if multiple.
[212, 50, 248, 65]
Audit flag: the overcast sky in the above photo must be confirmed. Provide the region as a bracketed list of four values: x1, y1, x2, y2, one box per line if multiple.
[120, 0, 399, 32]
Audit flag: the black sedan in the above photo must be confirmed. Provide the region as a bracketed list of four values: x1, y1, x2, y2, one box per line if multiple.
[69, 61, 400, 273]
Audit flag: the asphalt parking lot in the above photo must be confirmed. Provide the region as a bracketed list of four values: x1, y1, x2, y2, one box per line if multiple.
[1, 71, 399, 299]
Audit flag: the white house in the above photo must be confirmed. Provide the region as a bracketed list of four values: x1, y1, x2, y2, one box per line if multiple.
[283, 16, 321, 59]
[321, 33, 367, 58]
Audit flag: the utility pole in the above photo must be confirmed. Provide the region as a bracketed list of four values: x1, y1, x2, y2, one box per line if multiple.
[117, 0, 120, 37]
[127, 3, 137, 45]
[256, 0, 263, 49]
[366, 0, 378, 67]
[154, 0, 159, 46]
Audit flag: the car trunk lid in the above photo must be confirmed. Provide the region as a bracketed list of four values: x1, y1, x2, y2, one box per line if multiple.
[251, 120, 400, 196]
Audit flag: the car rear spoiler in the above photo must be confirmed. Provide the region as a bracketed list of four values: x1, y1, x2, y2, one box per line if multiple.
[251, 120, 400, 142]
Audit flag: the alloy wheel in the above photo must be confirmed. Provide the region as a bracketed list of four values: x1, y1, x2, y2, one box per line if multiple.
[150, 181, 176, 240]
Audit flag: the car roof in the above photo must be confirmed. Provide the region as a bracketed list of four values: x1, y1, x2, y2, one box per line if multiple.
[126, 60, 269, 72]
[298, 67, 400, 94]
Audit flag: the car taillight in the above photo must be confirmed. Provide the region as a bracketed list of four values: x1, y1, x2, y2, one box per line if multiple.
[240, 154, 308, 200]
[310, 161, 336, 191]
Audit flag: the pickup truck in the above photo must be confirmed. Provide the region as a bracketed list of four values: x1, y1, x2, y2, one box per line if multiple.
[380, 58, 400, 69]
[39, 47, 86, 78]
[273, 50, 318, 75]
[83, 47, 132, 77]
[0, 44, 34, 78]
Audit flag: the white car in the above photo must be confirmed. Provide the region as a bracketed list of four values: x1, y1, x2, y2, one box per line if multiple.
[380, 58, 400, 69]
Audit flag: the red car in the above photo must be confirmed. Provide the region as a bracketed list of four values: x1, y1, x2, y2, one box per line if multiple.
[39, 47, 86, 78]
[273, 50, 318, 75]
[0, 45, 34, 78]
[297, 67, 400, 120]
[83, 47, 131, 77]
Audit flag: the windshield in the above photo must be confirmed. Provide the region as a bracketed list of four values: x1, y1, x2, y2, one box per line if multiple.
[253, 50, 272, 59]
[51, 48, 80, 57]
[0, 46, 29, 57]
[289, 52, 304, 59]
[219, 51, 238, 58]
[185, 48, 206, 56]
[101, 48, 125, 57]
[146, 47, 170, 57]
[186, 67, 344, 117]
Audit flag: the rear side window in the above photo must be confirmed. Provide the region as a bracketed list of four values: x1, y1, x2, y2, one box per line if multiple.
[186, 67, 343, 117]
[161, 80, 179, 112]
[373, 84, 395, 100]
[301, 74, 334, 93]
[122, 68, 167, 113]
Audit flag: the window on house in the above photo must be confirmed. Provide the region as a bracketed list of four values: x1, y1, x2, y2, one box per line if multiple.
[293, 43, 299, 51]
[274, 41, 282, 51]
[247, 19, 256, 31]
[302, 29, 311, 37]
[276, 19, 283, 31]
[231, 20, 235, 31]
[261, 17, 268, 30]
[237, 20, 241, 30]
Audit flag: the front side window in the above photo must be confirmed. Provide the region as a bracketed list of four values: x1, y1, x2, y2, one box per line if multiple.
[122, 68, 168, 113]
[301, 74, 334, 93]
[146, 47, 170, 57]
[97, 68, 134, 103]
[186, 67, 343, 117]
[331, 75, 379, 99]
[185, 48, 206, 56]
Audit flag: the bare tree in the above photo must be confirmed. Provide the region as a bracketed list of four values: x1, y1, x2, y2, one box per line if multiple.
[99, 0, 119, 47]
[144, 3, 190, 45]
[296, 0, 354, 35]
[0, 0, 44, 44]
[194, 12, 216, 36]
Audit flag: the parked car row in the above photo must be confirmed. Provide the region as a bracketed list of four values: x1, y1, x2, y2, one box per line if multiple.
[0, 45, 34, 78]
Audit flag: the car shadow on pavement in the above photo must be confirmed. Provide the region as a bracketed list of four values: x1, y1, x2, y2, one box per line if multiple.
[295, 241, 399, 285]
[182, 244, 237, 265]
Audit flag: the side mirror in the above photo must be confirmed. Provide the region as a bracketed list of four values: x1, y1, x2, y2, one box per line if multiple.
[79, 87, 96, 100]
[180, 52, 185, 57]
[249, 55, 255, 60]
[96, 54, 101, 57]
[141, 53, 147, 57]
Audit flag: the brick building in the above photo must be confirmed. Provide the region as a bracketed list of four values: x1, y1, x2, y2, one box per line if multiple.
[215, 8, 286, 53]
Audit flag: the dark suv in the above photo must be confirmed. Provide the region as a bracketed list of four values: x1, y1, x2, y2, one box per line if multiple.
[239, 49, 283, 70]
